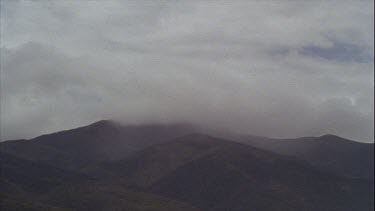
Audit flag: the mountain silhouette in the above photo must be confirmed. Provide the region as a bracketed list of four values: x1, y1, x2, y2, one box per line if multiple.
[235, 134, 374, 180]
[1, 121, 373, 211]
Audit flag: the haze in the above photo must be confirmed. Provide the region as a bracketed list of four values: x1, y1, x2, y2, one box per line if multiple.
[0, 0, 373, 142]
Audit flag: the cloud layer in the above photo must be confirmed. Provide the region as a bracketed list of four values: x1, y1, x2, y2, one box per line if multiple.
[1, 1, 373, 142]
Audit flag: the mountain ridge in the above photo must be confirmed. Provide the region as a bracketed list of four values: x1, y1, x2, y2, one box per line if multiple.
[2, 120, 373, 179]
[1, 120, 373, 211]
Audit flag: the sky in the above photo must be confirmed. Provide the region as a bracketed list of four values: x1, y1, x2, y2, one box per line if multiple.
[0, 0, 373, 142]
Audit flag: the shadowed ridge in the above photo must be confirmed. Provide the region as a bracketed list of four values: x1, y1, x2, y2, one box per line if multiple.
[32, 120, 121, 141]
[88, 119, 117, 126]
[319, 134, 343, 139]
[83, 119, 120, 130]
[173, 133, 248, 146]
[1, 125, 373, 211]
[1, 139, 28, 143]
[0, 120, 197, 169]
[317, 134, 366, 143]
[103, 133, 373, 211]
[236, 133, 374, 180]
[173, 133, 222, 143]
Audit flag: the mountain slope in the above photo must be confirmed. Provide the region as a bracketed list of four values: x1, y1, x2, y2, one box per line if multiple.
[0, 152, 91, 195]
[100, 134, 374, 211]
[1, 122, 373, 211]
[236, 134, 374, 179]
[41, 183, 200, 211]
[0, 152, 200, 211]
[1, 120, 194, 170]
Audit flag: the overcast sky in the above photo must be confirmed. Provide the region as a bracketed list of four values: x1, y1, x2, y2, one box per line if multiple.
[1, 0, 373, 142]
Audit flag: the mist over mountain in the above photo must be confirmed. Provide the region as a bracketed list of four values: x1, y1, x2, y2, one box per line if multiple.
[1, 1, 373, 211]
[1, 1, 374, 143]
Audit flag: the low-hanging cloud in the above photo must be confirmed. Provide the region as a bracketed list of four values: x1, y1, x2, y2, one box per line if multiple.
[0, 0, 373, 142]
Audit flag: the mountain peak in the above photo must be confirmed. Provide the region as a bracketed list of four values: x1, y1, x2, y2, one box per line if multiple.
[319, 134, 342, 139]
[85, 120, 122, 131]
[88, 120, 118, 127]
[316, 134, 359, 144]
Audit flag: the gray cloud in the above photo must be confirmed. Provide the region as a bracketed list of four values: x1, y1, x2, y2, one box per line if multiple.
[1, 0, 373, 142]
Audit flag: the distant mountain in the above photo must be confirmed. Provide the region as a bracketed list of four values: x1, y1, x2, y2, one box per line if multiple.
[234, 134, 374, 180]
[99, 133, 373, 211]
[1, 120, 194, 170]
[1, 121, 373, 210]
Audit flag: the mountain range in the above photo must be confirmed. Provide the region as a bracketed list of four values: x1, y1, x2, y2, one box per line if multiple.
[1, 120, 373, 211]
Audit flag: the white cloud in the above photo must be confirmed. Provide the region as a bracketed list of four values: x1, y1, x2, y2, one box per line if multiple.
[1, 0, 373, 142]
